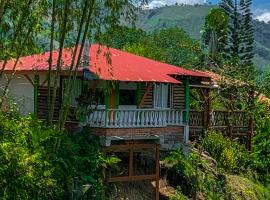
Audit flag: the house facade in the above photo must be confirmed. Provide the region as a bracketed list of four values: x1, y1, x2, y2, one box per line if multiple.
[1, 44, 212, 148]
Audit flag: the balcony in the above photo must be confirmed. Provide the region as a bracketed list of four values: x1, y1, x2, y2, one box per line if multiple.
[87, 109, 184, 128]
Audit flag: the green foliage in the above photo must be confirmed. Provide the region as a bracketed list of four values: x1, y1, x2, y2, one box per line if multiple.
[169, 189, 188, 200]
[106, 26, 204, 69]
[251, 116, 270, 181]
[164, 141, 270, 200]
[123, 43, 166, 62]
[163, 147, 224, 199]
[0, 0, 48, 60]
[201, 131, 250, 173]
[150, 28, 203, 68]
[0, 111, 115, 199]
[220, 0, 254, 69]
[201, 8, 228, 62]
[226, 175, 270, 200]
[100, 26, 147, 49]
[204, 8, 228, 34]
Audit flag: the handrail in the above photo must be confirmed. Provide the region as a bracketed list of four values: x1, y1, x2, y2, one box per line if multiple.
[189, 110, 249, 128]
[87, 109, 184, 128]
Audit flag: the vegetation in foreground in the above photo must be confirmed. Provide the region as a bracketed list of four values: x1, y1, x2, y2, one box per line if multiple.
[0, 109, 119, 200]
[164, 126, 270, 200]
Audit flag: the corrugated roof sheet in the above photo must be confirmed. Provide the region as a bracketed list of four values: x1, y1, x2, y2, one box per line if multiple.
[1, 44, 210, 83]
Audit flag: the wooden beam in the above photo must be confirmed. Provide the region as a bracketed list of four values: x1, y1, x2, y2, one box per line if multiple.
[107, 174, 157, 183]
[129, 148, 133, 178]
[104, 143, 158, 151]
[199, 88, 211, 128]
[183, 78, 190, 123]
[24, 74, 34, 86]
[138, 83, 152, 108]
[41, 77, 48, 87]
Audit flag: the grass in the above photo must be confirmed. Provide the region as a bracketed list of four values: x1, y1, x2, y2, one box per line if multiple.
[226, 175, 270, 200]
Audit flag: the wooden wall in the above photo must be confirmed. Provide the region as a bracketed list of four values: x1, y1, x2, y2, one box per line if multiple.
[37, 86, 60, 120]
[172, 84, 185, 109]
[140, 83, 154, 108]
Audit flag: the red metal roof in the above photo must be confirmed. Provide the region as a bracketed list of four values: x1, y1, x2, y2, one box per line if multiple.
[1, 44, 210, 83]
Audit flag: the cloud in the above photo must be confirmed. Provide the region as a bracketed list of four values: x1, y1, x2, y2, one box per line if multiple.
[256, 12, 270, 23]
[147, 0, 206, 8]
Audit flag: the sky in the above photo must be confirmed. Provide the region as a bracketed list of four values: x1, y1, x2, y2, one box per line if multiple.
[147, 0, 270, 23]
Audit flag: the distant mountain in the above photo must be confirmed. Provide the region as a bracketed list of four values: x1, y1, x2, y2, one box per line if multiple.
[135, 5, 270, 71]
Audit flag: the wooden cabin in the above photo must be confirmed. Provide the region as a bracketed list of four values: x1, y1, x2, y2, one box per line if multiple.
[0, 44, 252, 199]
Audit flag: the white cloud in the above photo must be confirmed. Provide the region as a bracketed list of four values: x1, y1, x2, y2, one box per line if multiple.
[256, 12, 270, 23]
[147, 0, 206, 9]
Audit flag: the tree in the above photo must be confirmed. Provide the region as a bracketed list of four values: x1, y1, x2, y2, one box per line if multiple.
[100, 26, 147, 49]
[202, 8, 228, 64]
[113, 27, 203, 69]
[239, 0, 254, 67]
[219, 0, 255, 79]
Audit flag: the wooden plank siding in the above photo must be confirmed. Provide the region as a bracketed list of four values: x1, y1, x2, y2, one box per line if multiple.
[172, 84, 185, 109]
[139, 83, 186, 109]
[37, 86, 60, 120]
[140, 83, 154, 108]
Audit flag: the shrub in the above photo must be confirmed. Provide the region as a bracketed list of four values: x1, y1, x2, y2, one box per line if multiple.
[251, 116, 270, 182]
[201, 130, 250, 173]
[169, 189, 188, 200]
[163, 147, 225, 199]
[0, 111, 115, 199]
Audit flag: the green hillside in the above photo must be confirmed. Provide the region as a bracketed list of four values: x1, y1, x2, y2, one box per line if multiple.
[135, 5, 270, 71]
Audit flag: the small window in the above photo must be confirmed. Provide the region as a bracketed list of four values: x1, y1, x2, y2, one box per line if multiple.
[119, 83, 137, 106]
[119, 90, 136, 105]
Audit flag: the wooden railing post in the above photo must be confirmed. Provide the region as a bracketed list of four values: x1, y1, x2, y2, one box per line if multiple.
[183, 78, 190, 144]
[247, 116, 253, 151]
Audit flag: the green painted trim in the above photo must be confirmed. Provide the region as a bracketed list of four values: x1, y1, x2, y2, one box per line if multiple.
[104, 82, 110, 109]
[114, 82, 119, 109]
[183, 77, 190, 123]
[136, 83, 142, 107]
[34, 75, 39, 118]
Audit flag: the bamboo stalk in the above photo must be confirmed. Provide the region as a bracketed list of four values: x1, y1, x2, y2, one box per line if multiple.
[0, 0, 33, 80]
[46, 0, 56, 124]
[0, 0, 7, 22]
[49, 0, 71, 123]
[58, 0, 95, 130]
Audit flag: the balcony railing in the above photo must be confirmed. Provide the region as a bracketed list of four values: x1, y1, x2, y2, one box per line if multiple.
[189, 110, 249, 128]
[87, 109, 184, 128]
